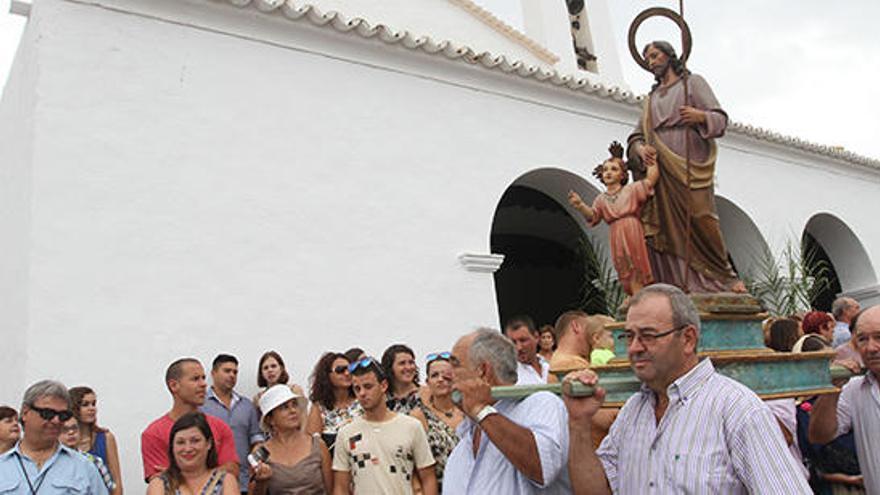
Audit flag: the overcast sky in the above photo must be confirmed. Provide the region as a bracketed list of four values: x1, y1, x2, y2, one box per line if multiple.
[2, 0, 878, 159]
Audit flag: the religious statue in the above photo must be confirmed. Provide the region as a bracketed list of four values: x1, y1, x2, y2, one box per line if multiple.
[568, 141, 659, 296]
[626, 40, 745, 293]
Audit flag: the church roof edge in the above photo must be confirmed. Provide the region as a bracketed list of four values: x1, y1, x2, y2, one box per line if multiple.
[222, 0, 880, 170]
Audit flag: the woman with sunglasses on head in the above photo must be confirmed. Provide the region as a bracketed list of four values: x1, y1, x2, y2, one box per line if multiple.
[0, 406, 20, 453]
[147, 412, 238, 495]
[416, 352, 462, 489]
[381, 344, 423, 415]
[253, 351, 306, 415]
[305, 352, 363, 455]
[251, 385, 332, 495]
[69, 386, 123, 495]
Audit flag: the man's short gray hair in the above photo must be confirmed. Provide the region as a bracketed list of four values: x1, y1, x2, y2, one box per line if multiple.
[630, 284, 701, 333]
[832, 297, 855, 320]
[21, 380, 70, 412]
[469, 328, 518, 385]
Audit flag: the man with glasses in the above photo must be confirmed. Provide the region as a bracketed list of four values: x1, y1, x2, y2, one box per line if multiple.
[809, 305, 880, 493]
[0, 380, 108, 494]
[332, 357, 437, 495]
[200, 353, 264, 493]
[563, 284, 810, 494]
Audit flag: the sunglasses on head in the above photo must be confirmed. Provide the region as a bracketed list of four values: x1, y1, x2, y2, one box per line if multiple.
[30, 405, 73, 422]
[347, 357, 385, 377]
[426, 352, 451, 364]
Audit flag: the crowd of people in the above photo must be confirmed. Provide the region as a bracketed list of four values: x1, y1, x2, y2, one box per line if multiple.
[1, 288, 878, 494]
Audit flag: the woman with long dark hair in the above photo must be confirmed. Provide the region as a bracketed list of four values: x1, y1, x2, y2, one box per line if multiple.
[147, 412, 238, 494]
[381, 344, 421, 414]
[69, 386, 123, 495]
[253, 351, 305, 414]
[305, 352, 362, 454]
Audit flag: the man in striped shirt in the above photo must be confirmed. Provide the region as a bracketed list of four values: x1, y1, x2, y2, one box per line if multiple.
[809, 305, 880, 494]
[563, 283, 811, 494]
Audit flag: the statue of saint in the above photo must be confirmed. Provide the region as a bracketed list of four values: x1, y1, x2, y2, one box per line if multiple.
[627, 40, 745, 293]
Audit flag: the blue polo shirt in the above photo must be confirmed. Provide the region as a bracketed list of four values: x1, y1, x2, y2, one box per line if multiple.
[0, 442, 108, 495]
[200, 387, 265, 489]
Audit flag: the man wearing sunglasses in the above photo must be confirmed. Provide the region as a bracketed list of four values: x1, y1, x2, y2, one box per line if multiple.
[563, 284, 810, 494]
[0, 380, 108, 494]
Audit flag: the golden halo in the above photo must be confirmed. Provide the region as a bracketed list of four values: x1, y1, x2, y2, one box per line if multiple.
[628, 7, 692, 72]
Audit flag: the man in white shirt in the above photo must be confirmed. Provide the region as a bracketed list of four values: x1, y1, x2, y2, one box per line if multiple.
[809, 305, 880, 494]
[504, 315, 555, 384]
[444, 328, 570, 494]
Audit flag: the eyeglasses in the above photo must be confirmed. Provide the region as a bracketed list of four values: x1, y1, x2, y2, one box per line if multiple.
[617, 325, 686, 346]
[61, 425, 79, 434]
[347, 357, 385, 378]
[426, 352, 451, 364]
[30, 405, 74, 422]
[332, 365, 349, 374]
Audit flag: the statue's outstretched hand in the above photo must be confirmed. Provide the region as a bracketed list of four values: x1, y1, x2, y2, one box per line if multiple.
[568, 190, 585, 208]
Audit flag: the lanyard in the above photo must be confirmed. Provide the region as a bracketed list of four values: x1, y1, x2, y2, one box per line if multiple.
[16, 453, 53, 495]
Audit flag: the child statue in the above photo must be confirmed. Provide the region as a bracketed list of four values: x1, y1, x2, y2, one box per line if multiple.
[568, 141, 659, 296]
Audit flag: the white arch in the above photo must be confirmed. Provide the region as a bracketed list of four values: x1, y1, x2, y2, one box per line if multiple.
[803, 213, 878, 294]
[496, 166, 606, 242]
[715, 196, 771, 280]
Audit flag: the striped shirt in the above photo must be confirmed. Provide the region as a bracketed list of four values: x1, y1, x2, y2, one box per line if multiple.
[835, 371, 880, 493]
[596, 358, 811, 494]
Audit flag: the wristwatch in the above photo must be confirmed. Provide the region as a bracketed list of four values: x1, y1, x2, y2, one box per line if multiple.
[474, 405, 498, 423]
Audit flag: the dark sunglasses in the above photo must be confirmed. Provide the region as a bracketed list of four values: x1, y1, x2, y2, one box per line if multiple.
[332, 365, 349, 374]
[426, 352, 451, 364]
[30, 405, 74, 422]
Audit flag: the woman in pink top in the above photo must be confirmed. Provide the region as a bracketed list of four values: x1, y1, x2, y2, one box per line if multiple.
[569, 141, 659, 295]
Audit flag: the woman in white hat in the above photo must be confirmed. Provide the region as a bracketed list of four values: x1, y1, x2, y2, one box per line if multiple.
[250, 385, 332, 494]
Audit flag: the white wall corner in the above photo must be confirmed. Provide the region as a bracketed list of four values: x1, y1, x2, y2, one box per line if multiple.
[10, 1, 31, 17]
[458, 252, 505, 273]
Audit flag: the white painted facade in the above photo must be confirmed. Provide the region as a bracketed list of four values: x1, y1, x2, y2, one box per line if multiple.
[1, 0, 878, 489]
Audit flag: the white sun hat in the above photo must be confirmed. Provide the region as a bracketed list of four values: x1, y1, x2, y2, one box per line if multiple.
[259, 384, 307, 431]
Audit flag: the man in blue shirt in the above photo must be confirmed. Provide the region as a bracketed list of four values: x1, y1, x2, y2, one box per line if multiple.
[200, 354, 265, 493]
[832, 297, 861, 348]
[0, 380, 108, 494]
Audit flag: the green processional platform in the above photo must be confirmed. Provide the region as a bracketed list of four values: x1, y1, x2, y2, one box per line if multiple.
[548, 293, 841, 406]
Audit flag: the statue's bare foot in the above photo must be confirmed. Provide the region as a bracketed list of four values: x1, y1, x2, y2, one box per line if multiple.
[730, 280, 748, 293]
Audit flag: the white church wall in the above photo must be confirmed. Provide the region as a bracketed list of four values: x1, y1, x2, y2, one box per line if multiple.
[0, 5, 40, 405]
[2, 0, 879, 489]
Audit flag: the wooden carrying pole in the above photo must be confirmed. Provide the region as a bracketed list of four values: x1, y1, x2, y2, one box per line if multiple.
[679, 0, 694, 292]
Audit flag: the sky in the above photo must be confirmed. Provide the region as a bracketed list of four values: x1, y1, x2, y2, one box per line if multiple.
[1, 0, 878, 159]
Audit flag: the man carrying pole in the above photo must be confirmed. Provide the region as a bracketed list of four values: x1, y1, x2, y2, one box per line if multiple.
[562, 284, 810, 494]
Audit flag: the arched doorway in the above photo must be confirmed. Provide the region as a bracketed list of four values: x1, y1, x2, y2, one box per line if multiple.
[490, 168, 607, 328]
[803, 213, 877, 310]
[715, 196, 770, 281]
